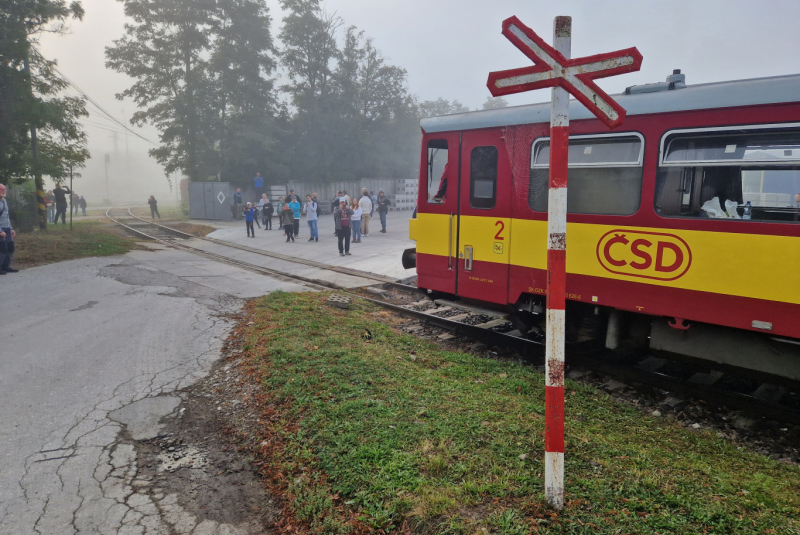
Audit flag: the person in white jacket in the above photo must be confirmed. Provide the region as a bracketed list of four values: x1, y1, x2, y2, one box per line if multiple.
[359, 189, 372, 236]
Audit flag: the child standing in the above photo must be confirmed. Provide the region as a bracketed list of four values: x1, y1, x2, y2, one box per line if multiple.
[243, 202, 260, 237]
[280, 204, 295, 242]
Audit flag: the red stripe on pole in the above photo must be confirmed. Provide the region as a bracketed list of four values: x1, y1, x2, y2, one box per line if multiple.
[545, 385, 565, 452]
[550, 126, 569, 189]
[547, 249, 566, 310]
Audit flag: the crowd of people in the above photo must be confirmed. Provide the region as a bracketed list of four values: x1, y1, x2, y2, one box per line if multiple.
[236, 187, 393, 256]
[45, 185, 88, 223]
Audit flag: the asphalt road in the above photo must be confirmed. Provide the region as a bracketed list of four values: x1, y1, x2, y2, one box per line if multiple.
[0, 247, 308, 534]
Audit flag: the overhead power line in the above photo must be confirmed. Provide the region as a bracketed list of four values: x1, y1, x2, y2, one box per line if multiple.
[31, 47, 156, 145]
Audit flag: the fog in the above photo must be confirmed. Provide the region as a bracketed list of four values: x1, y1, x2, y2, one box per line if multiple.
[37, 0, 800, 205]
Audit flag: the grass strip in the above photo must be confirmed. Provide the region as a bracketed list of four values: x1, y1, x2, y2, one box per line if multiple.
[241, 291, 800, 534]
[12, 220, 137, 269]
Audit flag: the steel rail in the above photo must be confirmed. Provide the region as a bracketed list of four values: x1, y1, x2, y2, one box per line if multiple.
[125, 208, 397, 285]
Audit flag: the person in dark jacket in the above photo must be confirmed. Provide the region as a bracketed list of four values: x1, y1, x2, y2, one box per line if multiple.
[280, 203, 295, 242]
[148, 195, 161, 219]
[78, 195, 87, 216]
[260, 194, 273, 229]
[333, 199, 354, 256]
[52, 183, 71, 224]
[376, 189, 391, 232]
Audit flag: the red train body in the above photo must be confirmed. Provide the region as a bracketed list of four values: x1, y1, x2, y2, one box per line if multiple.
[409, 73, 800, 378]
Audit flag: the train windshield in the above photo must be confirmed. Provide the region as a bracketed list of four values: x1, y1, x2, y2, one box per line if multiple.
[656, 126, 800, 222]
[529, 134, 644, 215]
[427, 139, 448, 203]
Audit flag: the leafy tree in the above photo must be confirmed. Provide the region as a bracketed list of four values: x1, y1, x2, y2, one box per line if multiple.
[418, 97, 470, 118]
[209, 0, 283, 184]
[106, 0, 218, 183]
[482, 96, 509, 110]
[108, 0, 281, 186]
[279, 4, 419, 182]
[0, 0, 89, 228]
[278, 0, 342, 181]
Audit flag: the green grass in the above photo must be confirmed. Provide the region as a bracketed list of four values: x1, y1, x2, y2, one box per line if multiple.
[243, 292, 800, 534]
[13, 220, 137, 268]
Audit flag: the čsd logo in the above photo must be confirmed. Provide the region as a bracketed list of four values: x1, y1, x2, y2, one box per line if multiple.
[596, 229, 692, 281]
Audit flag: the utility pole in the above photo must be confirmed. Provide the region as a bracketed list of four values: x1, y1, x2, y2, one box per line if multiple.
[23, 56, 47, 230]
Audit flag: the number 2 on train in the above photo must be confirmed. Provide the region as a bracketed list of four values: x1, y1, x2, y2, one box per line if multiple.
[494, 220, 505, 240]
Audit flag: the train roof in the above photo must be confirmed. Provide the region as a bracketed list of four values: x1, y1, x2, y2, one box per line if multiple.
[420, 73, 800, 133]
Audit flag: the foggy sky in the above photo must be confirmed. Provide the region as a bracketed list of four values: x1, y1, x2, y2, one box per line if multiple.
[37, 0, 800, 203]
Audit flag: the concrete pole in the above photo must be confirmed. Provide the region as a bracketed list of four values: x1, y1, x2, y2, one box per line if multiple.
[544, 15, 571, 510]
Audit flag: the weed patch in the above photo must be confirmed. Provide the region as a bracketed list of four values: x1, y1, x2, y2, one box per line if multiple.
[12, 221, 138, 268]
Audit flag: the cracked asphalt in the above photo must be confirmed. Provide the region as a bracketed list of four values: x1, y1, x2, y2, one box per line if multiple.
[0, 246, 309, 534]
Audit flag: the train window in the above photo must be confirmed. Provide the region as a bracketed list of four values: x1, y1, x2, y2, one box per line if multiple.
[470, 146, 498, 209]
[529, 134, 644, 215]
[427, 139, 448, 203]
[656, 126, 800, 222]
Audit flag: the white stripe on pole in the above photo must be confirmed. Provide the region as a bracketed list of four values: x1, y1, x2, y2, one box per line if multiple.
[545, 451, 565, 504]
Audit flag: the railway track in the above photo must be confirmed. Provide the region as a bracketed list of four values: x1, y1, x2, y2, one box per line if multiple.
[106, 208, 800, 427]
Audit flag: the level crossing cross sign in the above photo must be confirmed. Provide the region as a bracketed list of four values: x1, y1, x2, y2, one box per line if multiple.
[487, 16, 642, 129]
[486, 15, 642, 510]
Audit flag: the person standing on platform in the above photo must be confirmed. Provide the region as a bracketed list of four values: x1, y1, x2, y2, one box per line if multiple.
[359, 189, 372, 236]
[233, 188, 243, 220]
[280, 203, 295, 242]
[260, 194, 273, 229]
[350, 199, 362, 243]
[52, 183, 71, 224]
[376, 189, 391, 233]
[243, 202, 259, 237]
[253, 172, 263, 195]
[289, 195, 301, 239]
[333, 199, 353, 256]
[148, 195, 161, 219]
[305, 194, 318, 242]
[275, 196, 285, 229]
[0, 183, 18, 274]
[331, 191, 342, 235]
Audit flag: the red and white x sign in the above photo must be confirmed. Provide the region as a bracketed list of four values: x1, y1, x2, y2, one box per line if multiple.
[487, 16, 642, 129]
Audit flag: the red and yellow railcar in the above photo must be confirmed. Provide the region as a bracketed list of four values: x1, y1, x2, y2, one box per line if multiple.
[408, 72, 800, 379]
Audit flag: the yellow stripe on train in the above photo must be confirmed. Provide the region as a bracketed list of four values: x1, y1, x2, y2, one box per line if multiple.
[412, 212, 800, 306]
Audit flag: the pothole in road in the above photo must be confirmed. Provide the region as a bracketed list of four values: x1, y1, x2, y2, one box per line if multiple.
[127, 363, 279, 533]
[156, 445, 210, 472]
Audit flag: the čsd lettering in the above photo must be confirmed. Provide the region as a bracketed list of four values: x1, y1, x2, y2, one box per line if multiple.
[596, 229, 692, 281]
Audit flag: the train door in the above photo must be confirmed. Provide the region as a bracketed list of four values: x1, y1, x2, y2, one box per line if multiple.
[456, 130, 512, 304]
[415, 133, 460, 294]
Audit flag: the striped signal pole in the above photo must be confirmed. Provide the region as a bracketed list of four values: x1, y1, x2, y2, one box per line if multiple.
[544, 15, 570, 510]
[486, 14, 641, 510]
